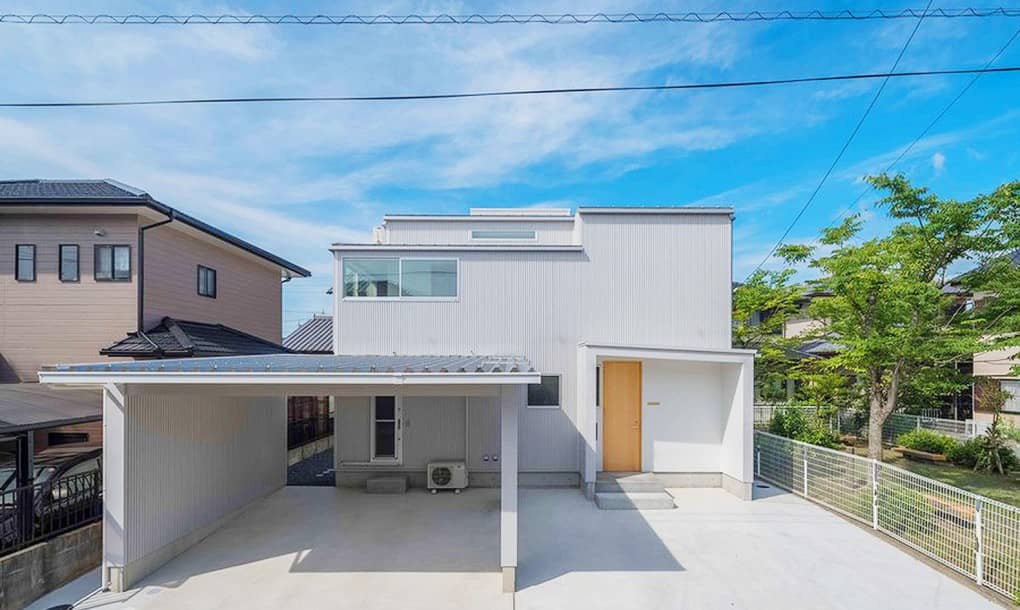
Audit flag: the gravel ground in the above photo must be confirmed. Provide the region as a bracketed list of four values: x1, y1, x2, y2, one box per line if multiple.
[287, 448, 335, 486]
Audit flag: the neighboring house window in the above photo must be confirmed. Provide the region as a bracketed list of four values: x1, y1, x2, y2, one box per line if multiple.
[342, 257, 457, 299]
[94, 245, 131, 281]
[470, 229, 537, 240]
[528, 375, 561, 409]
[371, 396, 400, 462]
[1003, 381, 1020, 414]
[48, 432, 89, 446]
[15, 244, 35, 281]
[197, 265, 217, 298]
[59, 244, 79, 282]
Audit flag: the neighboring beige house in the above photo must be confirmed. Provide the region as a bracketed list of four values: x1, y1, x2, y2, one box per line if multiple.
[0, 178, 309, 447]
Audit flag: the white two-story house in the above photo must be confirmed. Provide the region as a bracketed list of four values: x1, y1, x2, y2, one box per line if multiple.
[40, 205, 754, 595]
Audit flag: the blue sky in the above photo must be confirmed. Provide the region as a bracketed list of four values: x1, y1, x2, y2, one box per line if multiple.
[2, 2, 1019, 332]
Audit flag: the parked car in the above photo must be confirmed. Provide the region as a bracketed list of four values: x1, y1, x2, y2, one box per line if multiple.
[0, 447, 102, 550]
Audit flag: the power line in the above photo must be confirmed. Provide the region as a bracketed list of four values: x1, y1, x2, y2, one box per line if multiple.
[748, 0, 934, 278]
[823, 25, 1020, 230]
[2, 65, 1018, 109]
[1, 8, 1018, 25]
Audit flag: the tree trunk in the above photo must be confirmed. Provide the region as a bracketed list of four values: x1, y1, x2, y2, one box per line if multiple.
[868, 405, 884, 459]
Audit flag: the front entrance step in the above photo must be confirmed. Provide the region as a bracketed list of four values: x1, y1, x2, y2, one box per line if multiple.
[595, 472, 666, 494]
[365, 476, 408, 494]
[594, 491, 676, 510]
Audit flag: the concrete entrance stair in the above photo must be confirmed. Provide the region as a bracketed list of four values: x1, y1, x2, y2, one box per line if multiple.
[594, 472, 676, 510]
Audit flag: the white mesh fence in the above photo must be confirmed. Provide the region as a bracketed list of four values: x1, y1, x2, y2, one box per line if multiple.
[755, 431, 1020, 600]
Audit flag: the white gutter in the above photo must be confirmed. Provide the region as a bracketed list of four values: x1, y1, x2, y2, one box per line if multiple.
[39, 370, 541, 386]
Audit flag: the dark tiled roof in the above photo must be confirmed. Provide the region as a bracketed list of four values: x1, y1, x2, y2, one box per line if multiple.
[0, 179, 144, 199]
[0, 385, 101, 433]
[51, 353, 535, 374]
[283, 315, 333, 353]
[794, 339, 844, 357]
[102, 318, 290, 358]
[0, 179, 310, 277]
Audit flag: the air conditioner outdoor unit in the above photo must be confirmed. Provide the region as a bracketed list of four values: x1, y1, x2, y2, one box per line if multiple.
[427, 461, 468, 493]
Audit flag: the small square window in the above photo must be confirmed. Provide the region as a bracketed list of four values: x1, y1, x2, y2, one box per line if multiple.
[59, 245, 79, 282]
[95, 245, 131, 281]
[528, 375, 561, 409]
[15, 244, 35, 281]
[197, 265, 217, 298]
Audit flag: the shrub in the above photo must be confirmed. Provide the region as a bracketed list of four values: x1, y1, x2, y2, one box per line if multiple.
[946, 439, 980, 468]
[895, 429, 958, 455]
[769, 408, 842, 449]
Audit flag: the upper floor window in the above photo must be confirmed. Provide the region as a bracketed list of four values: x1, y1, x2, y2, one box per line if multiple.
[343, 257, 457, 299]
[197, 265, 217, 298]
[59, 245, 79, 282]
[15, 244, 35, 281]
[94, 245, 131, 282]
[471, 229, 536, 240]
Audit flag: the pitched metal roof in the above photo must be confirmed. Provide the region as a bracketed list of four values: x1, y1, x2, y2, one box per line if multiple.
[283, 315, 333, 353]
[0, 385, 101, 433]
[101, 318, 290, 358]
[0, 179, 310, 277]
[47, 353, 535, 374]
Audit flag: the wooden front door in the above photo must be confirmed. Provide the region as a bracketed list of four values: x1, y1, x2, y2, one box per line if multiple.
[602, 361, 642, 472]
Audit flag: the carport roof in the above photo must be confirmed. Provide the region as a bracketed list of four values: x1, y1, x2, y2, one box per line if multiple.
[0, 384, 101, 433]
[39, 353, 539, 386]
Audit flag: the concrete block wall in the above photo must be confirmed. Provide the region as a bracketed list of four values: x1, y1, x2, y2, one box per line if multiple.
[0, 522, 101, 610]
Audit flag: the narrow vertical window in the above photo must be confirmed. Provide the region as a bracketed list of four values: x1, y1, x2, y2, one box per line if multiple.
[15, 244, 35, 281]
[59, 245, 79, 282]
[95, 245, 131, 281]
[372, 396, 399, 461]
[197, 265, 217, 298]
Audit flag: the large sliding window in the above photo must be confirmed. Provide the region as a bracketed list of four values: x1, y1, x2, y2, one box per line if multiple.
[371, 396, 400, 462]
[94, 245, 131, 282]
[342, 257, 457, 299]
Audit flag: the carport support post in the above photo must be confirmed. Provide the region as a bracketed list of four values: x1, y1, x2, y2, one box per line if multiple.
[577, 345, 598, 498]
[103, 383, 128, 592]
[500, 384, 522, 593]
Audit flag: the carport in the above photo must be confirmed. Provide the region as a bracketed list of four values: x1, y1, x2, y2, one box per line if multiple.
[38, 354, 537, 595]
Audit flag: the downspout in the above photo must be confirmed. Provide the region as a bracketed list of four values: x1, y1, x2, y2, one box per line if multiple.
[137, 210, 175, 332]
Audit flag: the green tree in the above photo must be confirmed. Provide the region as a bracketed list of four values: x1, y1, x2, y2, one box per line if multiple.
[802, 174, 1020, 458]
[732, 245, 809, 402]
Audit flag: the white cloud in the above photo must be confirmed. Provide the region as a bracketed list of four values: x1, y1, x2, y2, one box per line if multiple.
[931, 151, 946, 174]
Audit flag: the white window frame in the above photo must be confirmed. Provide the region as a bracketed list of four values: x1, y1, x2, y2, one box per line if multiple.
[1003, 381, 1020, 414]
[527, 374, 562, 410]
[340, 256, 460, 302]
[470, 229, 538, 241]
[370, 395, 402, 464]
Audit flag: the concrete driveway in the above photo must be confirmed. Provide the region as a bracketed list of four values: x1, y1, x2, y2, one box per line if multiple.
[77, 485, 1001, 610]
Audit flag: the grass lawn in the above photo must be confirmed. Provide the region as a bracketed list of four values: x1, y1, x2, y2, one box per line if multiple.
[850, 445, 1020, 508]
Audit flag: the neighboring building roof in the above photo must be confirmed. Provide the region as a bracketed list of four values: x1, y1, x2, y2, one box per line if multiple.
[0, 179, 310, 278]
[101, 317, 290, 358]
[0, 385, 101, 433]
[46, 353, 535, 375]
[283, 315, 333, 354]
[793, 339, 844, 358]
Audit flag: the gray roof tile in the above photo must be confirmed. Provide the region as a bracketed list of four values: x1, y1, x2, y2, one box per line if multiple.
[101, 318, 290, 358]
[0, 179, 144, 199]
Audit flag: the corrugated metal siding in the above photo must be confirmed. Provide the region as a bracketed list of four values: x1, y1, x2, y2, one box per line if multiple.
[336, 212, 733, 473]
[124, 393, 285, 562]
[384, 219, 576, 245]
[401, 396, 466, 467]
[467, 396, 500, 472]
[336, 396, 370, 463]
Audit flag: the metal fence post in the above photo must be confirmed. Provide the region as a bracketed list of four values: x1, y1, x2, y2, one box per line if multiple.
[916, 416, 921, 431]
[975, 497, 983, 586]
[871, 459, 879, 530]
[802, 446, 809, 497]
[755, 448, 761, 478]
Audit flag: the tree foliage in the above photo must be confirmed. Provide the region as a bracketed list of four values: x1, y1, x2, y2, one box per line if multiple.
[765, 174, 1020, 457]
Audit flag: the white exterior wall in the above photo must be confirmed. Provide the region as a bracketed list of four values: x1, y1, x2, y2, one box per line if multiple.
[383, 219, 576, 245]
[107, 390, 286, 590]
[335, 211, 734, 474]
[641, 360, 724, 472]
